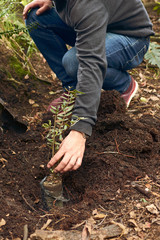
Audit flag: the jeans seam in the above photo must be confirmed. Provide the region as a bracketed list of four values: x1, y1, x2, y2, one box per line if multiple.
[123, 44, 146, 69]
[107, 39, 139, 58]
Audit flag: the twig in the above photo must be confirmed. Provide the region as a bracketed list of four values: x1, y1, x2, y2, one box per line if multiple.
[64, 185, 75, 201]
[23, 224, 28, 240]
[40, 213, 56, 218]
[19, 190, 37, 212]
[96, 151, 119, 155]
[53, 216, 66, 225]
[97, 214, 108, 226]
[131, 183, 151, 198]
[115, 138, 136, 159]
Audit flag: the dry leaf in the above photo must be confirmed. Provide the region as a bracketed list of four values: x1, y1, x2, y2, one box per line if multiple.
[111, 221, 128, 235]
[139, 72, 146, 81]
[29, 99, 35, 105]
[127, 236, 142, 240]
[24, 74, 29, 79]
[0, 218, 6, 227]
[32, 103, 39, 108]
[92, 209, 98, 216]
[155, 200, 160, 211]
[136, 203, 143, 209]
[128, 219, 140, 232]
[150, 96, 159, 101]
[152, 217, 160, 225]
[146, 204, 159, 215]
[140, 97, 148, 103]
[145, 183, 152, 190]
[129, 211, 136, 219]
[142, 222, 151, 230]
[81, 217, 95, 240]
[93, 213, 106, 220]
[0, 158, 8, 167]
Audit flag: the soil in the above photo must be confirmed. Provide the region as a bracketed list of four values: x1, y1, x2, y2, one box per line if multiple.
[0, 6, 160, 240]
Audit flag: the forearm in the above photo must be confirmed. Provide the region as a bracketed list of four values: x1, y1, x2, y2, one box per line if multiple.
[68, 2, 108, 136]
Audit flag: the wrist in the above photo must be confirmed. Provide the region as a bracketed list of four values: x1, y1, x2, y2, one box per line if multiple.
[70, 130, 87, 139]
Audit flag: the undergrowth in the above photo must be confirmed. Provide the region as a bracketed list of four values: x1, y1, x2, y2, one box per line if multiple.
[0, 0, 39, 81]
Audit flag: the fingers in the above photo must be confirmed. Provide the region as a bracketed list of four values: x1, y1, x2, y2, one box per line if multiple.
[47, 147, 65, 169]
[36, 5, 49, 15]
[23, 0, 52, 20]
[47, 130, 86, 173]
[23, 2, 37, 19]
[47, 149, 83, 173]
[57, 156, 82, 173]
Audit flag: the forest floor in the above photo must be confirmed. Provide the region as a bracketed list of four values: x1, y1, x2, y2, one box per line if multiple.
[0, 5, 160, 240]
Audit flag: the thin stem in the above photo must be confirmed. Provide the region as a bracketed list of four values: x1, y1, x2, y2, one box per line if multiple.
[52, 114, 57, 157]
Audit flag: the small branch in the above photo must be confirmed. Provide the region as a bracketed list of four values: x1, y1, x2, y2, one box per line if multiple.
[23, 224, 28, 240]
[19, 190, 37, 212]
[115, 138, 136, 159]
[96, 151, 119, 155]
[131, 183, 151, 198]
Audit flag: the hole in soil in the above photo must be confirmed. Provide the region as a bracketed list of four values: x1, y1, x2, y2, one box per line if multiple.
[0, 108, 27, 133]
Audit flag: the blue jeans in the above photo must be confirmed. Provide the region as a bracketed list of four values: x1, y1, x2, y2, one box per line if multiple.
[26, 7, 150, 93]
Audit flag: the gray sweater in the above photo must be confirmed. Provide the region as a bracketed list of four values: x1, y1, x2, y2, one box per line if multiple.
[54, 0, 154, 136]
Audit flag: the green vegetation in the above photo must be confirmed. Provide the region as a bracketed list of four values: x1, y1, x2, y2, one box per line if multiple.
[0, 0, 38, 80]
[42, 88, 85, 165]
[153, 1, 160, 14]
[144, 42, 160, 69]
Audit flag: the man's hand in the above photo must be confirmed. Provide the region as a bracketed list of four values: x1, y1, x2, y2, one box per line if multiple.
[23, 0, 52, 20]
[47, 130, 86, 173]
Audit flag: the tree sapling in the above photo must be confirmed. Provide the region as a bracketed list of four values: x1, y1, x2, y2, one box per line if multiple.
[41, 88, 85, 209]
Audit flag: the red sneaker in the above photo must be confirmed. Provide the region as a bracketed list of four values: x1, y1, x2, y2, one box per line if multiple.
[121, 76, 139, 108]
[47, 92, 75, 112]
[47, 95, 63, 112]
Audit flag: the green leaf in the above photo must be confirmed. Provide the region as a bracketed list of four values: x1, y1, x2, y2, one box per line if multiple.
[144, 42, 160, 69]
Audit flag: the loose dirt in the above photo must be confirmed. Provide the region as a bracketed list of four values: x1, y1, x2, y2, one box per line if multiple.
[0, 6, 160, 240]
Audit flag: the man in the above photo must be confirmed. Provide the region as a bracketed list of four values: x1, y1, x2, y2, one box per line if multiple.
[23, 0, 154, 173]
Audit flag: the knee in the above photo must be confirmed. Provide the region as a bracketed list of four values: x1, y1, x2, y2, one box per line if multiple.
[62, 48, 78, 79]
[25, 8, 39, 29]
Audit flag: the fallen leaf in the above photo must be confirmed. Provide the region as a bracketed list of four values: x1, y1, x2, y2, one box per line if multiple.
[0, 158, 8, 166]
[49, 91, 56, 95]
[111, 221, 128, 235]
[145, 183, 152, 190]
[92, 209, 98, 216]
[128, 219, 140, 232]
[155, 200, 160, 211]
[139, 72, 146, 81]
[136, 203, 143, 209]
[127, 236, 142, 240]
[93, 213, 106, 220]
[0, 218, 6, 227]
[34, 198, 40, 204]
[29, 99, 35, 105]
[24, 74, 29, 79]
[152, 217, 160, 225]
[150, 96, 159, 101]
[129, 211, 137, 219]
[140, 97, 148, 103]
[81, 217, 95, 240]
[32, 103, 39, 108]
[146, 204, 159, 215]
[142, 222, 151, 230]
